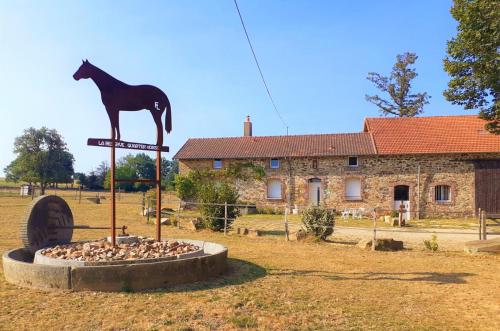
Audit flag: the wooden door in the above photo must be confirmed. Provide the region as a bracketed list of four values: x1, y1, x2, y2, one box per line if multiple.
[474, 160, 500, 214]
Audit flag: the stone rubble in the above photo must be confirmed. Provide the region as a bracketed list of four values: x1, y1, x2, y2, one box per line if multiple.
[40, 237, 200, 262]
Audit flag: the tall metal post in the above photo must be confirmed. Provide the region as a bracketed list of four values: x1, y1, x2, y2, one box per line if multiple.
[156, 150, 161, 241]
[110, 129, 116, 246]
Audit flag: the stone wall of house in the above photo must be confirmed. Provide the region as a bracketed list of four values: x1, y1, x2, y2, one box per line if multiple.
[178, 153, 500, 217]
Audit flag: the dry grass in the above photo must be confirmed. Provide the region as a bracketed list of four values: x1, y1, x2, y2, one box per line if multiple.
[0, 194, 499, 330]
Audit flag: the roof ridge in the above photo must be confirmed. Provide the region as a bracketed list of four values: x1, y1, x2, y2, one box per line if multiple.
[365, 114, 479, 121]
[186, 132, 371, 141]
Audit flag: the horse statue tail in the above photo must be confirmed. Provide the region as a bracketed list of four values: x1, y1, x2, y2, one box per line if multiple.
[164, 95, 172, 134]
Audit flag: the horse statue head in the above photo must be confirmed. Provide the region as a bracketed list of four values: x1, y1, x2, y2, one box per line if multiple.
[73, 59, 92, 80]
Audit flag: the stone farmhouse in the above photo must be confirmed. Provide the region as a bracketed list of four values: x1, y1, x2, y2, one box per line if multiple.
[174, 115, 500, 218]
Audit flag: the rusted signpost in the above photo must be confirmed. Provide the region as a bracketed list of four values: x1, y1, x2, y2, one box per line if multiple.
[74, 60, 171, 245]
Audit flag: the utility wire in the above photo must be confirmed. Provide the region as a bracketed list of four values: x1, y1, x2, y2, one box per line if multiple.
[233, 0, 288, 134]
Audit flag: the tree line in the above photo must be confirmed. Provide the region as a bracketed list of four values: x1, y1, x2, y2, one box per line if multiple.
[4, 127, 178, 194]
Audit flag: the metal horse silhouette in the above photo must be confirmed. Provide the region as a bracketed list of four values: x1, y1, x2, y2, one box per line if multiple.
[73, 60, 171, 146]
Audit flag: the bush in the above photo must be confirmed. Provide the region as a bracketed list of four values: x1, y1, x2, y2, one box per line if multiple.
[174, 174, 197, 201]
[424, 234, 439, 251]
[301, 205, 335, 240]
[198, 182, 240, 231]
[256, 206, 283, 215]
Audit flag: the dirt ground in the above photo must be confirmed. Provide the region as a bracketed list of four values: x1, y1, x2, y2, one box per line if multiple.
[0, 194, 499, 330]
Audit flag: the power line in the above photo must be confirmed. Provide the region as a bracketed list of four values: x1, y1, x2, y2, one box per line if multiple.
[233, 0, 288, 133]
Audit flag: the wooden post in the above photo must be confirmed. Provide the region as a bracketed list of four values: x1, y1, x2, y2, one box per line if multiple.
[284, 204, 290, 241]
[110, 130, 116, 246]
[146, 197, 150, 224]
[478, 208, 482, 240]
[224, 201, 228, 236]
[156, 150, 161, 242]
[141, 191, 146, 215]
[31, 186, 35, 200]
[482, 210, 487, 240]
[78, 186, 82, 204]
[118, 187, 121, 201]
[372, 213, 377, 251]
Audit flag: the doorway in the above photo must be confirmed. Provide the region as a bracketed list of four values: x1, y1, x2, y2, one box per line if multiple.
[394, 185, 410, 220]
[308, 178, 322, 206]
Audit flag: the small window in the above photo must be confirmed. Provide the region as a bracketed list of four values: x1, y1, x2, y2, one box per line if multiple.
[213, 159, 222, 169]
[435, 185, 451, 202]
[267, 179, 282, 199]
[348, 156, 358, 167]
[270, 159, 280, 169]
[345, 178, 362, 200]
[312, 159, 318, 169]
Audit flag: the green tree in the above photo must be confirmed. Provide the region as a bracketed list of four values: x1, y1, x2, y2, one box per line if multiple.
[104, 162, 136, 191]
[162, 159, 179, 190]
[4, 127, 74, 194]
[366, 52, 430, 117]
[198, 182, 240, 231]
[443, 0, 500, 133]
[74, 172, 88, 187]
[94, 161, 109, 189]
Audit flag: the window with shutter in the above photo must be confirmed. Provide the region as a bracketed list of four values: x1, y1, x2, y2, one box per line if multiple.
[345, 178, 361, 200]
[267, 179, 282, 199]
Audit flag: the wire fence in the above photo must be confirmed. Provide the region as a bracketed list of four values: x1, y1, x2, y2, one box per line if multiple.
[1, 186, 498, 242]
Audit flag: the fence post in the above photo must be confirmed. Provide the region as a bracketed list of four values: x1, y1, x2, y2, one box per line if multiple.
[78, 186, 82, 204]
[31, 186, 35, 200]
[224, 201, 228, 236]
[482, 210, 487, 240]
[118, 188, 121, 201]
[141, 192, 145, 215]
[284, 204, 290, 241]
[478, 208, 482, 240]
[146, 197, 151, 224]
[372, 212, 377, 251]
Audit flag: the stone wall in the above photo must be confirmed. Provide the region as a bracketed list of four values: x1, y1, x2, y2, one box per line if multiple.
[178, 153, 500, 218]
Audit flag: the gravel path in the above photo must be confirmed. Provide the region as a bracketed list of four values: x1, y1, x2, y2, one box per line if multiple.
[334, 226, 500, 251]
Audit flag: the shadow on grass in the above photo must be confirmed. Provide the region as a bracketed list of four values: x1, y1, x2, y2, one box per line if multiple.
[269, 269, 474, 284]
[156, 258, 267, 293]
[260, 230, 285, 236]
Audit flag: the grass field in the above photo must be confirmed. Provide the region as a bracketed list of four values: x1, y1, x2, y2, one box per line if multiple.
[0, 193, 499, 330]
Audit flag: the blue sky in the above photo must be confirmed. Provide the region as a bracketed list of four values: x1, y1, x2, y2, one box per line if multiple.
[0, 1, 465, 175]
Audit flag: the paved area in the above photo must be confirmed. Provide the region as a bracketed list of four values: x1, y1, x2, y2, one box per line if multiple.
[334, 226, 500, 251]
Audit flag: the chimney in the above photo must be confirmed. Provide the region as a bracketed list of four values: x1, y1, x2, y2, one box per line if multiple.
[244, 115, 252, 137]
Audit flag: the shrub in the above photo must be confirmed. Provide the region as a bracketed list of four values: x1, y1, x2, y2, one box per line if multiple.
[424, 234, 439, 251]
[174, 174, 197, 201]
[301, 205, 335, 240]
[198, 182, 240, 231]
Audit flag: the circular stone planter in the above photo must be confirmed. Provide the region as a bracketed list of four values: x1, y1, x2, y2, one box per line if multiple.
[2, 239, 227, 292]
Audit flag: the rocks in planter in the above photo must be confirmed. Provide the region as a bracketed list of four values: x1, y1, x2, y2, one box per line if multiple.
[357, 238, 404, 251]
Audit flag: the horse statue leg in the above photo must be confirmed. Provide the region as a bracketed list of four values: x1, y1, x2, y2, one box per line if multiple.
[150, 109, 163, 146]
[106, 108, 120, 141]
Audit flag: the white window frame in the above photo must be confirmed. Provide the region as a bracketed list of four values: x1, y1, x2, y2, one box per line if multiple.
[267, 179, 282, 200]
[213, 159, 222, 169]
[345, 178, 362, 200]
[270, 159, 280, 169]
[435, 185, 451, 202]
[348, 156, 359, 167]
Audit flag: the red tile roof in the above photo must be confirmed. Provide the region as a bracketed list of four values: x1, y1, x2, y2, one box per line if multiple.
[173, 133, 376, 159]
[364, 115, 500, 154]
